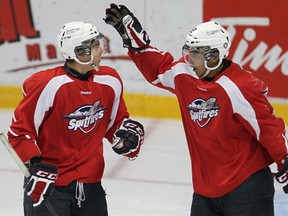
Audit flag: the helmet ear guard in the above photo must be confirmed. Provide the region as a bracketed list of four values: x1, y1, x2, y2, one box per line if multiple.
[204, 48, 219, 61]
[74, 47, 91, 56]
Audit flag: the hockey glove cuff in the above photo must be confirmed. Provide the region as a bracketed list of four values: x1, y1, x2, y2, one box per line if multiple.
[275, 156, 288, 194]
[104, 4, 150, 51]
[26, 162, 58, 207]
[112, 118, 144, 159]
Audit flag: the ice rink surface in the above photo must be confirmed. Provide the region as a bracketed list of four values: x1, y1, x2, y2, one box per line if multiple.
[0, 109, 287, 215]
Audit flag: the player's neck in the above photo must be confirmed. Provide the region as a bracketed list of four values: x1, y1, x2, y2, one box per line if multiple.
[66, 61, 91, 74]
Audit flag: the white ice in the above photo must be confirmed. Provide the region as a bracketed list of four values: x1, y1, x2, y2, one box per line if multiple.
[0, 109, 287, 216]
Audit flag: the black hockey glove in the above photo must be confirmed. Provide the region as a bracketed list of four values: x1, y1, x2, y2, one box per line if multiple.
[26, 162, 58, 206]
[112, 118, 144, 159]
[104, 3, 150, 51]
[274, 156, 288, 194]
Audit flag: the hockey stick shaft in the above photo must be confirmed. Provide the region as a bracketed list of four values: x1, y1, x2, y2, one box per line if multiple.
[0, 132, 59, 216]
[0, 132, 30, 177]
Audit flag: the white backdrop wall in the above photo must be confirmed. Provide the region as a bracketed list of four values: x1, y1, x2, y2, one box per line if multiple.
[0, 0, 203, 96]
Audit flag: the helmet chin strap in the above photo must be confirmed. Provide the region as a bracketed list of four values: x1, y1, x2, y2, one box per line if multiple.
[74, 53, 99, 71]
[91, 63, 99, 71]
[198, 68, 210, 79]
[198, 58, 223, 78]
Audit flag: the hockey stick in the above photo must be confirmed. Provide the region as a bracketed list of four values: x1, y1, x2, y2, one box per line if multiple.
[0, 132, 59, 216]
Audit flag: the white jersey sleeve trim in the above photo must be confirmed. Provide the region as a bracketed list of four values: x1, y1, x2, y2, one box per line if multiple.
[283, 132, 288, 153]
[216, 75, 261, 140]
[34, 75, 73, 135]
[8, 128, 18, 137]
[139, 47, 162, 54]
[93, 75, 122, 131]
[22, 86, 26, 97]
[152, 62, 196, 89]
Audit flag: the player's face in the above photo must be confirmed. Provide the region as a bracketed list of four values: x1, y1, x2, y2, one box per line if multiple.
[182, 45, 220, 77]
[90, 35, 107, 55]
[182, 47, 207, 77]
[182, 45, 208, 68]
[191, 63, 209, 77]
[183, 50, 205, 68]
[76, 35, 107, 68]
[90, 38, 106, 67]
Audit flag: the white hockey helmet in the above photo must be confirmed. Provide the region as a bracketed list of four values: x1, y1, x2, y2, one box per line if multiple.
[57, 21, 105, 65]
[182, 21, 231, 71]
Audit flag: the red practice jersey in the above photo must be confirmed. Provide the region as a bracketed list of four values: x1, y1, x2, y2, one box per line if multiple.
[8, 65, 129, 186]
[129, 47, 288, 197]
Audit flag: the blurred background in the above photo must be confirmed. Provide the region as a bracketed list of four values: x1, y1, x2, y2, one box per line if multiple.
[0, 0, 287, 120]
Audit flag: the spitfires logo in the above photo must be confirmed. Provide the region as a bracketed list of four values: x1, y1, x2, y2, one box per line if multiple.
[63, 100, 106, 133]
[187, 98, 220, 127]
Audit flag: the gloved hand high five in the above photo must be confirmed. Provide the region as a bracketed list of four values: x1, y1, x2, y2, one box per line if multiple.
[104, 4, 150, 51]
[26, 162, 58, 206]
[112, 118, 144, 159]
[275, 156, 288, 194]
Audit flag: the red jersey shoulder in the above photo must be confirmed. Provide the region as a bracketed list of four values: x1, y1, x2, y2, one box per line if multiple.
[93, 66, 122, 81]
[23, 66, 66, 94]
[224, 62, 268, 96]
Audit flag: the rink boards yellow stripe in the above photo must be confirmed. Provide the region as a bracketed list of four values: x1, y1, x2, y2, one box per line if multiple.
[0, 86, 287, 123]
[0, 86, 23, 109]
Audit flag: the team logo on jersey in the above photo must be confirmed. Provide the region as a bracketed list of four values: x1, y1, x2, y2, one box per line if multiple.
[187, 98, 220, 127]
[63, 100, 106, 133]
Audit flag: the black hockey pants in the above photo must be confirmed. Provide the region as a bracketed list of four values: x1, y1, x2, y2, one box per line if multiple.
[190, 166, 275, 216]
[24, 180, 108, 216]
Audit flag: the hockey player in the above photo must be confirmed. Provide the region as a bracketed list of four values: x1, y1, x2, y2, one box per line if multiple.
[104, 4, 288, 216]
[8, 21, 144, 216]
